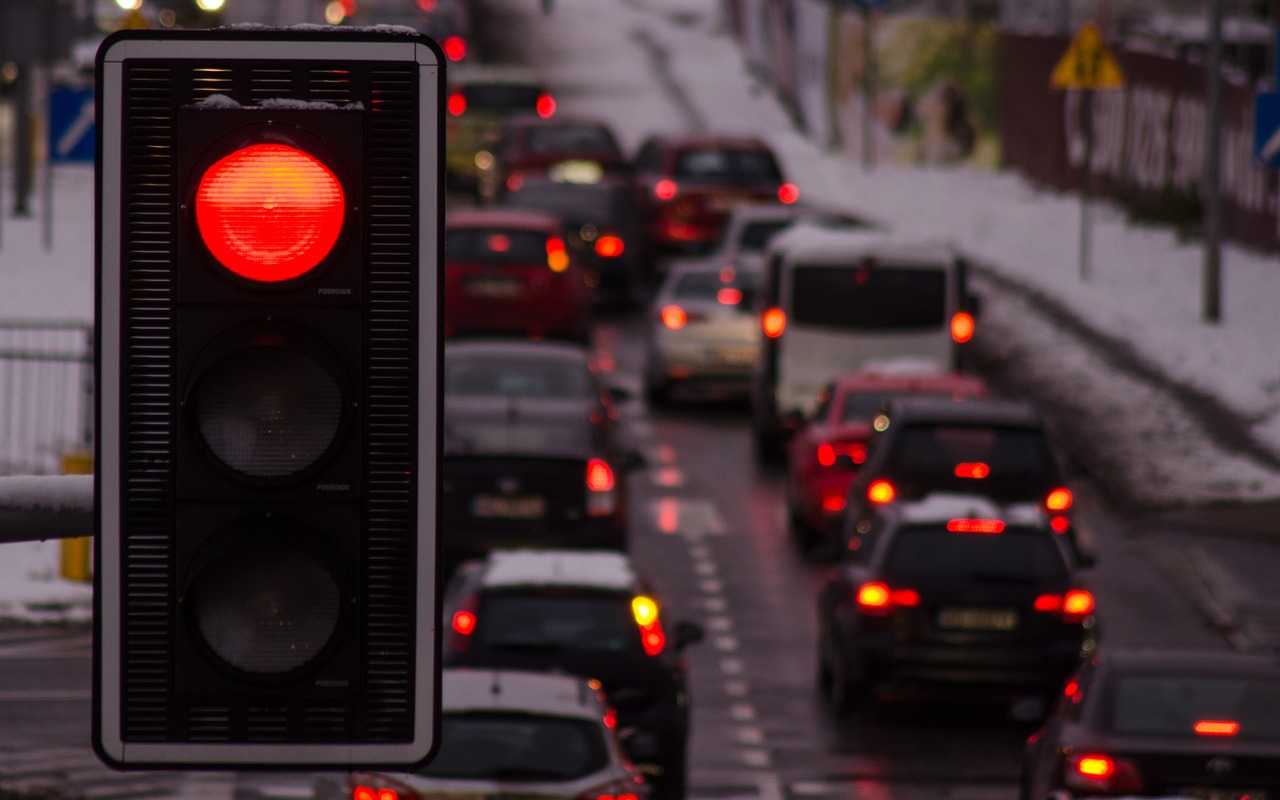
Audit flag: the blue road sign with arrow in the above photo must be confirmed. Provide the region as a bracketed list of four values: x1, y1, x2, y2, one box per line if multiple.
[48, 86, 95, 164]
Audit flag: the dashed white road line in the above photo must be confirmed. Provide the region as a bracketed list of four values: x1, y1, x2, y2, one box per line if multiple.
[724, 679, 750, 697]
[699, 579, 724, 594]
[720, 657, 744, 675]
[693, 560, 718, 577]
[733, 726, 765, 746]
[729, 703, 757, 721]
[789, 781, 837, 796]
[713, 635, 739, 652]
[702, 596, 727, 612]
[739, 749, 771, 768]
[707, 615, 734, 632]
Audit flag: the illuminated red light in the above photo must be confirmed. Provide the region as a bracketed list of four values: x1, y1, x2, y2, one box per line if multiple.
[817, 443, 836, 467]
[586, 458, 615, 492]
[487, 233, 511, 252]
[954, 461, 991, 479]
[535, 92, 557, 119]
[1063, 588, 1095, 617]
[946, 518, 1005, 534]
[778, 182, 800, 205]
[1194, 720, 1240, 737]
[1034, 593, 1063, 612]
[447, 91, 467, 117]
[594, 235, 625, 258]
[717, 287, 743, 305]
[821, 494, 846, 513]
[1046, 487, 1074, 511]
[867, 479, 896, 505]
[660, 304, 688, 330]
[654, 178, 679, 201]
[950, 311, 976, 344]
[603, 708, 618, 729]
[546, 236, 570, 272]
[890, 588, 920, 606]
[195, 143, 344, 283]
[1063, 678, 1082, 703]
[377, 790, 398, 800]
[641, 624, 665, 656]
[1076, 754, 1114, 778]
[353, 787, 376, 800]
[1049, 514, 1071, 534]
[856, 582, 890, 609]
[442, 35, 467, 62]
[761, 307, 786, 338]
[450, 610, 476, 636]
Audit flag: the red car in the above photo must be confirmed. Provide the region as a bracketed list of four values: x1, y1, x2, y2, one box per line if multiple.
[632, 134, 797, 253]
[445, 209, 592, 342]
[785, 370, 988, 550]
[485, 115, 629, 201]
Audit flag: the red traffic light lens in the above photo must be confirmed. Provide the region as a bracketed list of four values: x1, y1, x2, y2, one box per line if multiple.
[195, 143, 345, 283]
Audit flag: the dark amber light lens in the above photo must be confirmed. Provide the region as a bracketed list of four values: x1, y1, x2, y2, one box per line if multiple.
[195, 143, 345, 283]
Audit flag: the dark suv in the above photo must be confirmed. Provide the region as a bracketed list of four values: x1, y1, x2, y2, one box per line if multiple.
[442, 550, 704, 800]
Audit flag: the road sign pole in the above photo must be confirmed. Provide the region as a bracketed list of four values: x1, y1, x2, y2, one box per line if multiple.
[862, 7, 876, 169]
[1079, 89, 1093, 281]
[1203, 0, 1223, 323]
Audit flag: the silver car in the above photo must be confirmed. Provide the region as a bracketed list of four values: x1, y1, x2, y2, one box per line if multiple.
[665, 203, 865, 278]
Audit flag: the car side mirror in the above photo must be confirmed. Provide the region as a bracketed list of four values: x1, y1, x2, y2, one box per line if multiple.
[607, 385, 633, 403]
[673, 620, 704, 651]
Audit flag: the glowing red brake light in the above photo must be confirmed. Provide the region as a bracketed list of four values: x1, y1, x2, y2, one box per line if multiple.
[761, 307, 786, 338]
[1049, 514, 1071, 534]
[817, 443, 836, 467]
[1066, 753, 1143, 792]
[594, 235, 625, 258]
[586, 458, 615, 492]
[717, 287, 742, 305]
[353, 788, 376, 800]
[660, 304, 688, 330]
[447, 91, 467, 117]
[946, 518, 1005, 534]
[1063, 589, 1095, 617]
[654, 178, 679, 201]
[867, 479, 896, 505]
[1194, 719, 1240, 737]
[603, 708, 618, 729]
[778, 182, 800, 205]
[1034, 593, 1063, 612]
[890, 588, 920, 606]
[546, 236, 570, 272]
[954, 461, 990, 479]
[376, 790, 398, 800]
[442, 35, 467, 62]
[536, 92, 557, 119]
[821, 494, 846, 513]
[856, 582, 890, 609]
[450, 609, 476, 636]
[1076, 754, 1114, 778]
[195, 143, 345, 283]
[1046, 487, 1074, 511]
[640, 623, 665, 656]
[950, 311, 976, 344]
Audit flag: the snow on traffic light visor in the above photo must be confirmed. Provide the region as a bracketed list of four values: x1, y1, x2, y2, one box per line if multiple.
[195, 143, 345, 283]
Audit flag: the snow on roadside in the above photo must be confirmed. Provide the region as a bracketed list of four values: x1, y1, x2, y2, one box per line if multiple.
[0, 540, 93, 625]
[498, 0, 1280, 504]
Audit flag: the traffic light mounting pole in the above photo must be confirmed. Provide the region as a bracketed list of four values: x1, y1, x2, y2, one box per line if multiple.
[0, 474, 93, 545]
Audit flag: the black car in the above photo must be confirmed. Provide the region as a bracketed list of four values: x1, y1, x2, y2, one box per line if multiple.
[442, 340, 639, 570]
[842, 397, 1083, 559]
[1023, 649, 1280, 798]
[443, 549, 704, 800]
[816, 493, 1097, 715]
[502, 176, 647, 303]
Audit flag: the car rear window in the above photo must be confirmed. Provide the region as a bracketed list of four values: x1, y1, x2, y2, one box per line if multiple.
[463, 84, 543, 113]
[674, 148, 782, 184]
[504, 183, 633, 227]
[446, 228, 548, 264]
[446, 354, 591, 400]
[739, 220, 795, 251]
[672, 270, 761, 308]
[888, 424, 1056, 487]
[526, 125, 621, 157]
[478, 592, 642, 655]
[1110, 675, 1280, 741]
[884, 525, 1068, 584]
[790, 265, 947, 330]
[421, 712, 608, 780]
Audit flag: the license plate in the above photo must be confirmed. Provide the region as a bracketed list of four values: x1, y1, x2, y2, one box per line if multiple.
[465, 278, 522, 299]
[471, 495, 546, 519]
[548, 159, 604, 184]
[709, 194, 753, 211]
[937, 608, 1018, 631]
[714, 346, 756, 366]
[1181, 790, 1267, 800]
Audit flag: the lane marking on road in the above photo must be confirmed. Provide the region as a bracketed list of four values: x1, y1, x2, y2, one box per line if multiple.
[650, 466, 685, 488]
[648, 497, 727, 538]
[693, 560, 718, 577]
[719, 657, 744, 675]
[733, 726, 765, 746]
[707, 615, 734, 632]
[689, 543, 712, 561]
[724, 679, 750, 697]
[756, 773, 785, 800]
[729, 703, 757, 721]
[713, 635, 739, 652]
[739, 749, 771, 768]
[0, 689, 91, 702]
[789, 781, 836, 796]
[653, 443, 677, 465]
[702, 596, 727, 612]
[699, 579, 723, 595]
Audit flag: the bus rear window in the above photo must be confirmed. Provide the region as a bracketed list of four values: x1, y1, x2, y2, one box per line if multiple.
[790, 265, 946, 330]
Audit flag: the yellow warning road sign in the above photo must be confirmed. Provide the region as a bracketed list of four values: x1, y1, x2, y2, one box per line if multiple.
[1051, 22, 1125, 90]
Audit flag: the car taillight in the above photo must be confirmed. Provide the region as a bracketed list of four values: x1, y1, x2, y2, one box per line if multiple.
[777, 182, 800, 205]
[1049, 514, 1071, 534]
[546, 236, 570, 272]
[447, 91, 466, 117]
[1033, 589, 1095, 620]
[817, 443, 837, 467]
[717, 287, 742, 305]
[577, 777, 645, 800]
[603, 708, 618, 730]
[953, 461, 990, 479]
[1046, 487, 1074, 511]
[594, 234, 625, 258]
[586, 458, 615, 492]
[660, 304, 688, 330]
[654, 178, 678, 201]
[536, 92, 557, 119]
[632, 595, 665, 657]
[866, 479, 896, 505]
[505, 171, 526, 193]
[352, 783, 407, 800]
[1194, 719, 1240, 737]
[450, 609, 476, 636]
[856, 581, 919, 615]
[817, 441, 867, 468]
[195, 143, 345, 283]
[946, 518, 1005, 534]
[442, 35, 467, 62]
[950, 311, 976, 344]
[821, 493, 846, 513]
[761, 307, 786, 338]
[1065, 753, 1143, 793]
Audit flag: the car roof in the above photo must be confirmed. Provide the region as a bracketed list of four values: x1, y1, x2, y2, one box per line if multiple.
[651, 133, 772, 151]
[447, 208, 561, 231]
[445, 339, 589, 362]
[890, 492, 1047, 529]
[885, 396, 1042, 428]
[480, 549, 639, 592]
[1099, 648, 1280, 677]
[834, 369, 987, 395]
[504, 114, 614, 130]
[442, 668, 605, 719]
[768, 222, 956, 267]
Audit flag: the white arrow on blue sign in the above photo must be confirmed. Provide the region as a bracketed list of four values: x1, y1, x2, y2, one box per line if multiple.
[48, 86, 95, 164]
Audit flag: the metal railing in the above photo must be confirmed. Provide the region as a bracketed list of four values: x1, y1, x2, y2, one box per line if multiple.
[0, 320, 94, 475]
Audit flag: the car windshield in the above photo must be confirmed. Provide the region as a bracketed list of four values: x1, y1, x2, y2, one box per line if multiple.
[463, 84, 543, 113]
[478, 592, 642, 654]
[446, 228, 548, 264]
[672, 270, 761, 308]
[1110, 674, 1280, 741]
[887, 425, 1056, 488]
[420, 713, 608, 780]
[884, 525, 1068, 584]
[445, 353, 591, 399]
[674, 148, 782, 184]
[790, 265, 947, 330]
[525, 125, 621, 156]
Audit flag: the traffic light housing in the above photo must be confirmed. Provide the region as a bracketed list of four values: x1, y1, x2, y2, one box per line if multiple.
[94, 29, 443, 769]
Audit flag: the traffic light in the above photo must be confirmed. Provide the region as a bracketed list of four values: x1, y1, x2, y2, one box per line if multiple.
[94, 29, 444, 769]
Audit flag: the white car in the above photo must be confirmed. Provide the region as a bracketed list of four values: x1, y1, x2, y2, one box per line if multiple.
[665, 204, 864, 278]
[320, 669, 648, 800]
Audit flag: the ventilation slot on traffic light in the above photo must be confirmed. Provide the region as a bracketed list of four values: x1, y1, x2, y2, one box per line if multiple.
[193, 347, 344, 480]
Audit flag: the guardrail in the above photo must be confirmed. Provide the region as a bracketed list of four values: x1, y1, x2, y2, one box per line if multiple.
[0, 320, 94, 475]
